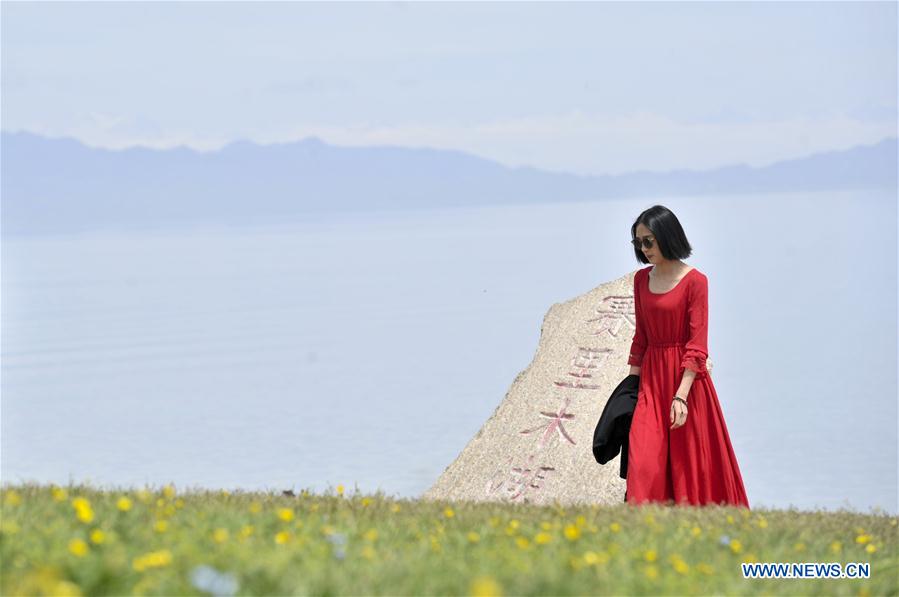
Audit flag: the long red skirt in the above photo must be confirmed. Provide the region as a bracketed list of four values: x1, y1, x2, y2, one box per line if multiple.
[626, 342, 750, 508]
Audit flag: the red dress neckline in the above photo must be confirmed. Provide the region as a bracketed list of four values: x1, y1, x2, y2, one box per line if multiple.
[646, 266, 697, 295]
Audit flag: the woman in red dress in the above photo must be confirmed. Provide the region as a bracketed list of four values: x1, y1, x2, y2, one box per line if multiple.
[625, 205, 749, 508]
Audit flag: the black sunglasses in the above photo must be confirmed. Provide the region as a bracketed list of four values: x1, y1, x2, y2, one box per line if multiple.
[632, 235, 655, 250]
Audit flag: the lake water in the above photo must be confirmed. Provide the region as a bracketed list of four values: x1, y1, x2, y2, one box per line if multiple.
[2, 189, 896, 514]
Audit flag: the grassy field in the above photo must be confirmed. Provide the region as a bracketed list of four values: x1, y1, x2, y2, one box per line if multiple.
[1, 482, 896, 596]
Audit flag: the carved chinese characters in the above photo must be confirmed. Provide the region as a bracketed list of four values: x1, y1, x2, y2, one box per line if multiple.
[422, 272, 639, 507]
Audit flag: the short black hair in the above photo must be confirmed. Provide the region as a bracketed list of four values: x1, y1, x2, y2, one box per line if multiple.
[630, 205, 693, 264]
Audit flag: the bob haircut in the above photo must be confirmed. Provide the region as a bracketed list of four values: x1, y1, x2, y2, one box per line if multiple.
[630, 205, 693, 264]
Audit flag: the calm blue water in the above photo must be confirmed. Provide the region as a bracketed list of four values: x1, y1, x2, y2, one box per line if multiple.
[2, 190, 896, 514]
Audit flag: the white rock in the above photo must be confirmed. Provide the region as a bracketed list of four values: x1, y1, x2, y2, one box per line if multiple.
[422, 269, 643, 507]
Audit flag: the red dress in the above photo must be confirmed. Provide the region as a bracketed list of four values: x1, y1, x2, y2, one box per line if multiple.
[626, 265, 749, 508]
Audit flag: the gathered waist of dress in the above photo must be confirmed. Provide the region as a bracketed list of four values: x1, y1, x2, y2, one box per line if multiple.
[647, 341, 686, 347]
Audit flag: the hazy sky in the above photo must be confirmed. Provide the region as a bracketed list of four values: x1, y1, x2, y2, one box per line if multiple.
[2, 1, 896, 176]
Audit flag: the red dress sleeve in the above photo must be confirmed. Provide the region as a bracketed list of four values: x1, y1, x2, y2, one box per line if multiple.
[681, 273, 709, 374]
[628, 269, 648, 367]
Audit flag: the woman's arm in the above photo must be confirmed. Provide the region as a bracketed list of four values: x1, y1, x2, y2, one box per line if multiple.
[676, 368, 696, 398]
[627, 271, 647, 374]
[678, 273, 710, 399]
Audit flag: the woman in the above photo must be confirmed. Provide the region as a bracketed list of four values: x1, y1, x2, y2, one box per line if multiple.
[626, 205, 749, 508]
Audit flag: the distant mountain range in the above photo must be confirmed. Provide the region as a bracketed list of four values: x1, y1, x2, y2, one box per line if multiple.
[1, 130, 896, 236]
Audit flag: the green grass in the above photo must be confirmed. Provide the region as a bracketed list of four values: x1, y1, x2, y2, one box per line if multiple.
[1, 482, 896, 596]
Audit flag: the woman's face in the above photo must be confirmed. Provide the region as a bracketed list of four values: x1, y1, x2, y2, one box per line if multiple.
[634, 223, 658, 263]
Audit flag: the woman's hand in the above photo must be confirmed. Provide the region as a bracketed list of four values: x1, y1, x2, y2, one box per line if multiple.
[670, 398, 688, 429]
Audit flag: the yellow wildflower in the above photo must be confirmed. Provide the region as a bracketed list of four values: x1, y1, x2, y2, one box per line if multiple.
[89, 529, 105, 544]
[470, 575, 503, 597]
[535, 532, 552, 545]
[670, 555, 689, 574]
[71, 498, 94, 524]
[364, 528, 378, 541]
[53, 580, 81, 596]
[644, 549, 657, 562]
[609, 522, 621, 533]
[564, 524, 581, 541]
[361, 497, 372, 507]
[274, 531, 291, 544]
[52, 487, 68, 502]
[154, 519, 168, 533]
[691, 525, 702, 537]
[443, 507, 455, 518]
[336, 484, 345, 496]
[277, 508, 294, 522]
[116, 497, 132, 512]
[467, 531, 481, 543]
[213, 528, 229, 543]
[516, 536, 531, 549]
[162, 485, 176, 499]
[132, 549, 172, 572]
[866, 544, 877, 553]
[249, 501, 262, 514]
[730, 539, 743, 554]
[855, 534, 872, 544]
[4, 490, 21, 506]
[697, 562, 715, 575]
[830, 540, 842, 553]
[68, 538, 89, 557]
